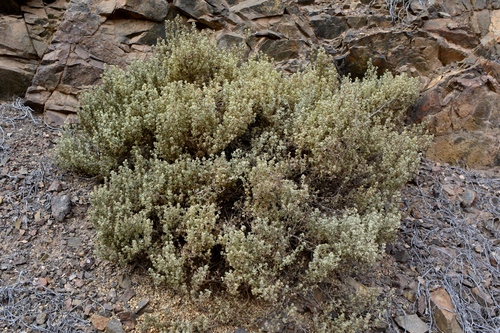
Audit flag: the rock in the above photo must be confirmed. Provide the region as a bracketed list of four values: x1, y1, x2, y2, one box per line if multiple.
[174, 0, 226, 28]
[134, 298, 150, 315]
[460, 189, 476, 207]
[345, 277, 373, 297]
[234, 328, 249, 333]
[67, 237, 82, 248]
[430, 288, 463, 333]
[119, 288, 136, 303]
[217, 32, 246, 49]
[394, 249, 411, 263]
[51, 195, 71, 222]
[259, 39, 303, 62]
[106, 318, 126, 333]
[309, 14, 348, 40]
[0, 16, 38, 99]
[24, 0, 170, 114]
[423, 19, 479, 49]
[395, 314, 429, 333]
[48, 180, 63, 192]
[117, 311, 136, 330]
[118, 274, 132, 289]
[114, 0, 170, 22]
[471, 286, 493, 306]
[90, 314, 110, 331]
[231, 0, 286, 20]
[37, 277, 48, 287]
[36, 312, 48, 325]
[416, 61, 500, 168]
[0, 0, 22, 15]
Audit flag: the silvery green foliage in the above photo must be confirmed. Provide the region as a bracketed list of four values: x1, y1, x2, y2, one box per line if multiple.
[58, 19, 429, 308]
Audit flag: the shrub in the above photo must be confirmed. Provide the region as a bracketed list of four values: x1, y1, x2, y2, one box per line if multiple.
[57, 18, 429, 329]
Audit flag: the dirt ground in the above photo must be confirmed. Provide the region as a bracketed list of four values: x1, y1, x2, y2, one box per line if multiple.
[0, 99, 498, 332]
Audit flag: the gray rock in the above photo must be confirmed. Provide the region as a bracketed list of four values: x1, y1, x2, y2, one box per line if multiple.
[395, 314, 429, 333]
[0, 16, 39, 99]
[460, 189, 476, 207]
[217, 32, 245, 49]
[116, 0, 170, 22]
[51, 194, 71, 222]
[234, 328, 249, 333]
[67, 237, 82, 248]
[106, 318, 126, 333]
[231, 0, 286, 20]
[309, 14, 348, 40]
[36, 312, 48, 325]
[134, 298, 150, 315]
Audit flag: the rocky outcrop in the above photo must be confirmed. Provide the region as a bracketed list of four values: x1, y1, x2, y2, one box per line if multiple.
[1, 0, 500, 166]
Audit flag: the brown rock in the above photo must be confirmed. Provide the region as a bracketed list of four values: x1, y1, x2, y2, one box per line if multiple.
[423, 19, 479, 50]
[91, 314, 110, 331]
[471, 286, 494, 306]
[230, 0, 286, 20]
[430, 288, 463, 333]
[37, 277, 48, 287]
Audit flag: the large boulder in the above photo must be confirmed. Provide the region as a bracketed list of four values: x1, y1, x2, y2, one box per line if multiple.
[0, 15, 38, 99]
[24, 0, 168, 124]
[413, 60, 500, 167]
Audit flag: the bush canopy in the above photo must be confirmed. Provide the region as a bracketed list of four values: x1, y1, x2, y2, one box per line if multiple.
[57, 19, 428, 317]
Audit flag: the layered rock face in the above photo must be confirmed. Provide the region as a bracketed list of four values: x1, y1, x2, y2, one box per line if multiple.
[1, 0, 499, 167]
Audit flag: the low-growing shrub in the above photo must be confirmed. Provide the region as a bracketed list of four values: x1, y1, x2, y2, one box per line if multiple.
[57, 18, 430, 330]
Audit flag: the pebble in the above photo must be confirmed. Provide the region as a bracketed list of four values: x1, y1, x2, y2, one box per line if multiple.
[134, 298, 150, 315]
[51, 195, 71, 222]
[36, 312, 48, 325]
[106, 318, 126, 333]
[395, 314, 429, 333]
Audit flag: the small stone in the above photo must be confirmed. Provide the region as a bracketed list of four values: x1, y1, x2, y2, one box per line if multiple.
[36, 312, 47, 325]
[430, 288, 463, 333]
[471, 287, 493, 306]
[118, 274, 132, 289]
[134, 298, 149, 315]
[67, 237, 82, 248]
[395, 314, 429, 333]
[394, 250, 411, 263]
[84, 304, 93, 316]
[74, 279, 84, 288]
[417, 294, 426, 315]
[90, 314, 109, 331]
[51, 195, 71, 222]
[443, 184, 456, 196]
[119, 288, 136, 303]
[48, 179, 63, 192]
[103, 303, 114, 312]
[234, 328, 249, 333]
[404, 290, 417, 302]
[345, 277, 372, 297]
[117, 311, 136, 330]
[106, 318, 126, 333]
[37, 277, 48, 287]
[460, 189, 476, 207]
[64, 298, 72, 310]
